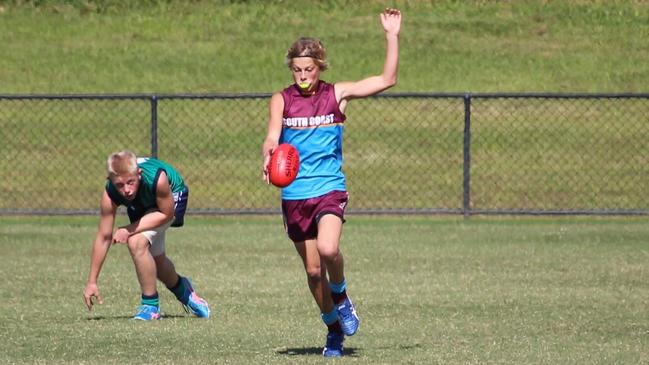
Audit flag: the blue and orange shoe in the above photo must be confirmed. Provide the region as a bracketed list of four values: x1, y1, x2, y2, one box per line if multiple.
[133, 305, 161, 320]
[336, 297, 359, 336]
[322, 331, 344, 357]
[180, 277, 210, 318]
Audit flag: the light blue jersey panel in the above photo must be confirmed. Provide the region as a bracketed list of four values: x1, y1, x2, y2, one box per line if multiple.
[281, 124, 346, 200]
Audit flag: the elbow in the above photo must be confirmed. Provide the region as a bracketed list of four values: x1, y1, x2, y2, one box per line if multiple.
[157, 209, 175, 226]
[384, 75, 398, 89]
[163, 213, 175, 225]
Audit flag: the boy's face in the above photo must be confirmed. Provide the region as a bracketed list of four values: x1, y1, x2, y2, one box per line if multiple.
[290, 57, 320, 94]
[111, 171, 141, 201]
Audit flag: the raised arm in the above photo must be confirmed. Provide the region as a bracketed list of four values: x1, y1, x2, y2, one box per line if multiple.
[336, 8, 401, 105]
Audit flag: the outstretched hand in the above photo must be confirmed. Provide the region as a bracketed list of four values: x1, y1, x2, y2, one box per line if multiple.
[262, 143, 277, 184]
[83, 283, 103, 311]
[380, 8, 401, 36]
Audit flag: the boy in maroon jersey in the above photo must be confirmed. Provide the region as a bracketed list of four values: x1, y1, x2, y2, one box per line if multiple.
[262, 8, 401, 357]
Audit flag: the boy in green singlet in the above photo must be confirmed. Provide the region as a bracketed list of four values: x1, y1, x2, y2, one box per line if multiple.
[83, 150, 210, 320]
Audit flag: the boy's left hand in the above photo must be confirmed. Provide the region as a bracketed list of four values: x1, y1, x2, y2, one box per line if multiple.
[112, 227, 130, 244]
[381, 8, 401, 36]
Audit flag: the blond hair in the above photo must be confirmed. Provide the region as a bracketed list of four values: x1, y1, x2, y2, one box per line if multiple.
[106, 150, 138, 178]
[285, 37, 328, 71]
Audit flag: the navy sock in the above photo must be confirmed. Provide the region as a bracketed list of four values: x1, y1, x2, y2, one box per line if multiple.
[168, 275, 189, 303]
[327, 322, 343, 334]
[330, 280, 348, 305]
[331, 291, 348, 305]
[141, 292, 159, 308]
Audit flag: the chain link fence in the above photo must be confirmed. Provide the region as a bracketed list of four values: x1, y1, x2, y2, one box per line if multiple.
[1, 93, 648, 216]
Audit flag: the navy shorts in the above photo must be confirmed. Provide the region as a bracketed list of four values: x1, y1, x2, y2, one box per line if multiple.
[281, 190, 348, 242]
[171, 187, 189, 227]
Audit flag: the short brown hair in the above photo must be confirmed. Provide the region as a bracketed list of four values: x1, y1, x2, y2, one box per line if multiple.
[285, 37, 328, 71]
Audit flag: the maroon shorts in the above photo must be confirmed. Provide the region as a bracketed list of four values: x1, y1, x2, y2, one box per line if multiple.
[281, 190, 349, 242]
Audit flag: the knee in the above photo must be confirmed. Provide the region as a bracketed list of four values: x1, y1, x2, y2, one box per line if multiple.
[305, 266, 324, 283]
[318, 245, 340, 262]
[127, 235, 150, 256]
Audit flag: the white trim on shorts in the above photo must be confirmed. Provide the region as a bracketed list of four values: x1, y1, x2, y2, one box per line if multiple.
[141, 219, 173, 257]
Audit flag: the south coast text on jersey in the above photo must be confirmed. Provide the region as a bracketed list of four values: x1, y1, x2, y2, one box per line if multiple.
[283, 113, 337, 128]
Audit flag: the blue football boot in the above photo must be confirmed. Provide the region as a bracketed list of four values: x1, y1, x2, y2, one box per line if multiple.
[336, 297, 359, 336]
[180, 277, 210, 318]
[322, 331, 344, 357]
[133, 305, 161, 320]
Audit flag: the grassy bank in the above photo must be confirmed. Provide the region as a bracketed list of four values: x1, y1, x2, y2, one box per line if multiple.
[1, 0, 648, 93]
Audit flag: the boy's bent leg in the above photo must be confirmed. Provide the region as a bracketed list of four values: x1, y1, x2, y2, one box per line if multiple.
[154, 254, 210, 319]
[294, 239, 335, 314]
[316, 214, 344, 284]
[143, 219, 209, 318]
[127, 234, 158, 296]
[154, 254, 179, 288]
[128, 234, 162, 320]
[129, 221, 170, 319]
[316, 214, 359, 336]
[153, 255, 208, 318]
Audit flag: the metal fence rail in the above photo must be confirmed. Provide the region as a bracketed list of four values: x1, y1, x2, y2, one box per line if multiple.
[1, 92, 648, 216]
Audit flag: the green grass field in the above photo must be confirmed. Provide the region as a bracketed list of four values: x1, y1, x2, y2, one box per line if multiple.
[2, 215, 649, 364]
[1, 1, 648, 93]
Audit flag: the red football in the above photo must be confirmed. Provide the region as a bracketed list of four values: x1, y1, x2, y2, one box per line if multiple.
[268, 143, 300, 188]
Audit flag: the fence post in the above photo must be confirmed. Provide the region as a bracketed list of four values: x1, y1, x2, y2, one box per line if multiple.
[463, 94, 472, 218]
[150, 95, 158, 158]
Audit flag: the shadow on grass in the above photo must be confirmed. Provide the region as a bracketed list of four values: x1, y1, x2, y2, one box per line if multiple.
[85, 314, 190, 321]
[276, 347, 358, 357]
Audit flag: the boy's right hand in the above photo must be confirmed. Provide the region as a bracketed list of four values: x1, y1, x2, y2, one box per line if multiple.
[83, 283, 103, 311]
[262, 143, 277, 184]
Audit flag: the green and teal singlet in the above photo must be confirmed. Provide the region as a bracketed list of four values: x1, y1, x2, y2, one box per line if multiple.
[106, 157, 187, 223]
